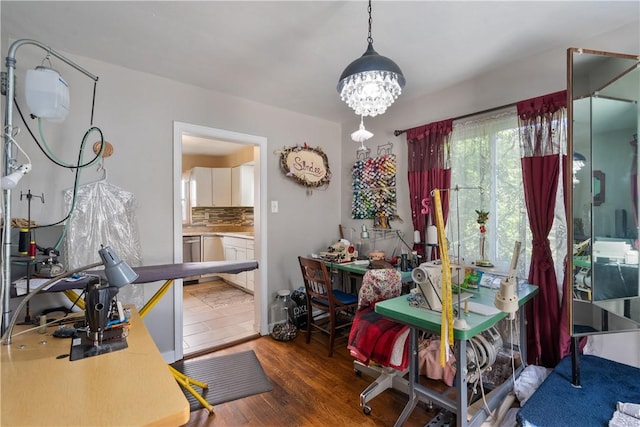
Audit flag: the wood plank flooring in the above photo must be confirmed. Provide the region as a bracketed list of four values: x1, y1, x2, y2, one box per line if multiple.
[182, 332, 440, 426]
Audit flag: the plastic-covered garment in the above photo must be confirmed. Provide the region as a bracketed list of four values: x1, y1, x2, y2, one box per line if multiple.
[513, 364, 550, 406]
[63, 181, 143, 307]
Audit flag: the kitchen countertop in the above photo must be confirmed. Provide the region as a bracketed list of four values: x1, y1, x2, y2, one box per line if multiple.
[217, 232, 254, 239]
[183, 230, 254, 239]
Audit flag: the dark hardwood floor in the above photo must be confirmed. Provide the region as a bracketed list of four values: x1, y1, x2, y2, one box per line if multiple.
[182, 332, 440, 426]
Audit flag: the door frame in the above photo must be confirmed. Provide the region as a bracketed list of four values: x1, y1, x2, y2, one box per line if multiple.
[172, 121, 268, 360]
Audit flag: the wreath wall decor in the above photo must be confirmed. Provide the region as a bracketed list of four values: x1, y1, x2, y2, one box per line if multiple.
[279, 142, 331, 189]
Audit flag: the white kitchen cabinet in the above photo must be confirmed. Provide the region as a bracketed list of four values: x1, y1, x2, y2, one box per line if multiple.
[231, 164, 254, 207]
[190, 167, 231, 207]
[181, 171, 192, 223]
[202, 235, 224, 261]
[212, 168, 232, 206]
[246, 240, 255, 292]
[191, 167, 212, 207]
[222, 236, 251, 292]
[202, 235, 224, 279]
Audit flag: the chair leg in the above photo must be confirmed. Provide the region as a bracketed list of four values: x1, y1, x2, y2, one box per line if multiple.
[306, 308, 312, 344]
[328, 310, 336, 357]
[359, 366, 402, 414]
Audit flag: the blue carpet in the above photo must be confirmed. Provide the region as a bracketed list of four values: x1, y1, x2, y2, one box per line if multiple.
[518, 355, 640, 426]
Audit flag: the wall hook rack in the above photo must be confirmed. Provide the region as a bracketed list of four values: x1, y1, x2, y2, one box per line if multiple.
[377, 141, 393, 156]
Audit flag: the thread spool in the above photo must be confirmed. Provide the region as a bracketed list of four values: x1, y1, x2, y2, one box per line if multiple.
[39, 315, 47, 334]
[18, 228, 30, 254]
[413, 230, 421, 244]
[29, 240, 37, 258]
[426, 225, 438, 245]
[401, 253, 409, 272]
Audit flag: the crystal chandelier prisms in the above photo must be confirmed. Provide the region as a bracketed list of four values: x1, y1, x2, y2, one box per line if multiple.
[337, 1, 405, 117]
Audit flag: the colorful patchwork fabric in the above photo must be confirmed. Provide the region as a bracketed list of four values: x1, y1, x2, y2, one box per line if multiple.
[358, 269, 402, 310]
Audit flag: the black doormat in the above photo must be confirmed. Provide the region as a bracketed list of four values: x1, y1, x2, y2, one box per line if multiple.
[171, 349, 272, 411]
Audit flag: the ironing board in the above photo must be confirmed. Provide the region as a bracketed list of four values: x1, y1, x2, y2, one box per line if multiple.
[63, 259, 259, 414]
[136, 260, 259, 414]
[46, 260, 258, 292]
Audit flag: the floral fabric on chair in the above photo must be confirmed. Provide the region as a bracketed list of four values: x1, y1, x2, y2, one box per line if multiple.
[357, 268, 402, 310]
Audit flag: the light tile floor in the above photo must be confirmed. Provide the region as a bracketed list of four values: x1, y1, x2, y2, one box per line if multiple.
[182, 278, 256, 355]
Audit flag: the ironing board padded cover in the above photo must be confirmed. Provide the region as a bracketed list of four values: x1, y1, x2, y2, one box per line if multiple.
[40, 261, 258, 292]
[132, 260, 259, 283]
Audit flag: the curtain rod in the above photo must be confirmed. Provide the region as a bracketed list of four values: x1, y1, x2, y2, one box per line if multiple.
[393, 101, 517, 137]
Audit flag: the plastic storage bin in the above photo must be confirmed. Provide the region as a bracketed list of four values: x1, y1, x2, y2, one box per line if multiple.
[269, 289, 298, 341]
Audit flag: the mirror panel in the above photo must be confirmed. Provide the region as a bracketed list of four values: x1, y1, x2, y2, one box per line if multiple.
[569, 48, 640, 336]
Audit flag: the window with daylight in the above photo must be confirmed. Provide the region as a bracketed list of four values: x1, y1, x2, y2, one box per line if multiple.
[447, 106, 567, 282]
[448, 108, 532, 277]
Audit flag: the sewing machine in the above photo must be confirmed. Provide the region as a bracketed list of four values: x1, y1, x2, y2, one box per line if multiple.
[84, 281, 129, 347]
[319, 239, 358, 263]
[73, 246, 138, 358]
[34, 246, 65, 277]
[410, 261, 471, 312]
[411, 261, 444, 311]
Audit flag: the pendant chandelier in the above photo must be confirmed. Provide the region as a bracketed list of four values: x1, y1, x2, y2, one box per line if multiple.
[337, 0, 405, 117]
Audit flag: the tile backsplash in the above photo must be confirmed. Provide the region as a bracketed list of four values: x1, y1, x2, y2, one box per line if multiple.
[191, 207, 254, 227]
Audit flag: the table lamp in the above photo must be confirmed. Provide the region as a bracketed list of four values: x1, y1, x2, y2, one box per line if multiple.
[0, 163, 32, 189]
[99, 246, 138, 287]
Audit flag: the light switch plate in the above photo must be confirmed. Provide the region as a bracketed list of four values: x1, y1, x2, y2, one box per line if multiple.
[271, 200, 278, 213]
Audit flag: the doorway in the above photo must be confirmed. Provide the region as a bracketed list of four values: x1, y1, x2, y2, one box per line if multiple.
[173, 121, 267, 359]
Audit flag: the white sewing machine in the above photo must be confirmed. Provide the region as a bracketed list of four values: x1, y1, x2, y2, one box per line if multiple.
[411, 261, 469, 311]
[319, 239, 358, 263]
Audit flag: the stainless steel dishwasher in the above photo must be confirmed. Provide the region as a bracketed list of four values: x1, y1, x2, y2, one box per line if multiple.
[182, 236, 202, 283]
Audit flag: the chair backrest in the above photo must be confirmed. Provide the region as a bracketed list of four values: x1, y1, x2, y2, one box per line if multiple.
[298, 256, 336, 307]
[358, 268, 402, 310]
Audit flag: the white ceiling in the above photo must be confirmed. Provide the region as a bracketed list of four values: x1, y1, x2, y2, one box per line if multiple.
[2, 1, 639, 155]
[182, 135, 244, 156]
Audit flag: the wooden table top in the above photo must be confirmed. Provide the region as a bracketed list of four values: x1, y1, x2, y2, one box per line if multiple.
[1, 307, 189, 426]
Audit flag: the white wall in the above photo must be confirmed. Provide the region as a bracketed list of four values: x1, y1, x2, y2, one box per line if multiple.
[2, 42, 341, 360]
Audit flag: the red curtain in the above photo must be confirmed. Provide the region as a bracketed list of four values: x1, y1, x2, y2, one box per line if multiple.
[517, 90, 566, 367]
[407, 120, 453, 258]
[558, 153, 574, 360]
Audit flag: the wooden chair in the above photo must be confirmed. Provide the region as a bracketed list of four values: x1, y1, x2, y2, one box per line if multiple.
[298, 256, 358, 356]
